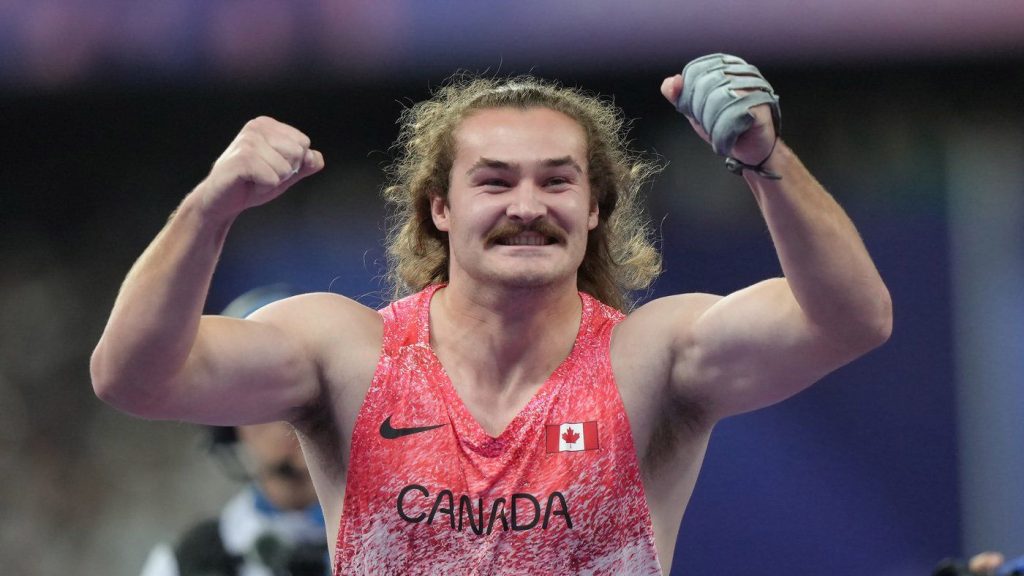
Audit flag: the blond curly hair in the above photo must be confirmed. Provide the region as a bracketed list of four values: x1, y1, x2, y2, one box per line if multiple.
[382, 74, 662, 312]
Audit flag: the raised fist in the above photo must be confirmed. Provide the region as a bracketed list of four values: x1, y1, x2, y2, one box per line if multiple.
[195, 116, 324, 220]
[661, 54, 780, 167]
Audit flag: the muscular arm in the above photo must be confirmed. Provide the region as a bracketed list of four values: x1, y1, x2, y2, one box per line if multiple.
[629, 66, 892, 423]
[90, 117, 329, 424]
[687, 143, 891, 419]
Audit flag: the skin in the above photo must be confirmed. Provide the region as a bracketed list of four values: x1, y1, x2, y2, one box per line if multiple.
[428, 108, 600, 435]
[91, 70, 892, 574]
[235, 421, 318, 511]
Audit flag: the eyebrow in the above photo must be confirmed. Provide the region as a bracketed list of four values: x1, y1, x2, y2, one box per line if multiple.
[466, 156, 584, 176]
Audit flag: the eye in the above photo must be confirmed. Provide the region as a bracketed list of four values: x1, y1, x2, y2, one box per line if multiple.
[544, 176, 573, 188]
[483, 178, 511, 187]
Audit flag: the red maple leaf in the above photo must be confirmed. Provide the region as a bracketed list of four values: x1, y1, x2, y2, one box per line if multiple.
[562, 427, 580, 445]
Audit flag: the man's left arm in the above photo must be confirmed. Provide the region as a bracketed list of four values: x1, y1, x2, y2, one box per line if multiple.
[745, 141, 892, 354]
[648, 57, 892, 420]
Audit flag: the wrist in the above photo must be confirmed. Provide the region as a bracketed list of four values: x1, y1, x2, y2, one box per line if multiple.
[184, 181, 244, 227]
[178, 186, 238, 240]
[726, 137, 781, 180]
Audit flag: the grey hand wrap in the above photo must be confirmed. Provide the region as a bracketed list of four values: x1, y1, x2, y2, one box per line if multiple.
[675, 53, 781, 158]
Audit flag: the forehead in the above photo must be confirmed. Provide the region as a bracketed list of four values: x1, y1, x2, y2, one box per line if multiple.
[452, 107, 588, 167]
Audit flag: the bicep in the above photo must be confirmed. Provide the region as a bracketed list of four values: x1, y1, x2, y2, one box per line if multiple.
[679, 278, 860, 420]
[158, 293, 381, 426]
[160, 313, 320, 425]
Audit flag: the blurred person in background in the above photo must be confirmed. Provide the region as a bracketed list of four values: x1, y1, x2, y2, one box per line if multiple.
[934, 551, 1024, 576]
[92, 54, 891, 574]
[139, 286, 330, 576]
[968, 551, 1024, 576]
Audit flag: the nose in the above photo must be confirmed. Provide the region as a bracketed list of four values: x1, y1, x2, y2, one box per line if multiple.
[506, 183, 547, 223]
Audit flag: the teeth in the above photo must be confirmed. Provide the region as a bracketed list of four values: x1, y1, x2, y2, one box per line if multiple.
[501, 233, 547, 246]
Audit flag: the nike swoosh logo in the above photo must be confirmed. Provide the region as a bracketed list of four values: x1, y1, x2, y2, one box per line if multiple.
[379, 416, 446, 440]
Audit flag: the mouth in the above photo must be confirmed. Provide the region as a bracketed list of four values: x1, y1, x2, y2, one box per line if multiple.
[487, 221, 565, 247]
[495, 231, 558, 246]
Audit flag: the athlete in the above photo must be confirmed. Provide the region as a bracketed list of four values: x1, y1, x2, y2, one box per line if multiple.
[92, 54, 892, 575]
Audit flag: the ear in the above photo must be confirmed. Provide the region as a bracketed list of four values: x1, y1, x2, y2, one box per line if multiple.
[430, 192, 450, 232]
[587, 200, 599, 231]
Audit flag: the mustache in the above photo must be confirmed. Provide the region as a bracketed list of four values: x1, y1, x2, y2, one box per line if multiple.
[485, 220, 566, 245]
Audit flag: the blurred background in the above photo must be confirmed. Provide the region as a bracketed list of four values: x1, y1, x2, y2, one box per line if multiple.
[1, 1, 1022, 574]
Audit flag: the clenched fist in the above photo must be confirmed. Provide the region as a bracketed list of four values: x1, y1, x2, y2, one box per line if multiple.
[661, 54, 779, 169]
[194, 116, 324, 220]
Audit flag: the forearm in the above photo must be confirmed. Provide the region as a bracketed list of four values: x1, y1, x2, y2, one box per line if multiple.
[746, 142, 892, 350]
[91, 189, 233, 414]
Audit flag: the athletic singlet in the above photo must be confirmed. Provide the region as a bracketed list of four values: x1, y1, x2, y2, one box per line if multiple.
[333, 285, 661, 576]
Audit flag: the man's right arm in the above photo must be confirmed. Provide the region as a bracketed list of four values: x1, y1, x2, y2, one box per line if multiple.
[90, 117, 326, 424]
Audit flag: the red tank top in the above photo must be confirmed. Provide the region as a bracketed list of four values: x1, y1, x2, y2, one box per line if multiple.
[333, 285, 661, 575]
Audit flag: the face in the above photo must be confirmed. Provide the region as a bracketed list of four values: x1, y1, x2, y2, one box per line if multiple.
[432, 107, 598, 291]
[236, 421, 316, 510]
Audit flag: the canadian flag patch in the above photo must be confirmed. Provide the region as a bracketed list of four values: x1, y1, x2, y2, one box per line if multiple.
[545, 421, 599, 453]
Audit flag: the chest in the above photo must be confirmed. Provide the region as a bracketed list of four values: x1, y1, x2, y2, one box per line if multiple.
[341, 341, 650, 532]
[443, 375, 546, 437]
[331, 302, 664, 574]
[357, 341, 629, 472]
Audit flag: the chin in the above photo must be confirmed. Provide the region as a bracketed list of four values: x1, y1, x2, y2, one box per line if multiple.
[488, 267, 575, 290]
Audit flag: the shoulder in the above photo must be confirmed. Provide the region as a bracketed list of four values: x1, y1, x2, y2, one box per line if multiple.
[610, 293, 722, 416]
[377, 287, 433, 323]
[610, 294, 722, 463]
[610, 292, 721, 403]
[250, 292, 383, 346]
[250, 292, 385, 391]
[254, 291, 381, 321]
[614, 292, 721, 353]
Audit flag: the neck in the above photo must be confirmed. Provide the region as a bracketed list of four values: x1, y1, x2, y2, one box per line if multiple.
[430, 279, 582, 391]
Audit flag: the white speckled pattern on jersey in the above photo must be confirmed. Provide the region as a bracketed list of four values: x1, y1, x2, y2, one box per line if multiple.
[333, 285, 661, 576]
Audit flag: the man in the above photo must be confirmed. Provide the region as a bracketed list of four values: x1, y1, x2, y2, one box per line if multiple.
[139, 286, 330, 576]
[92, 55, 892, 574]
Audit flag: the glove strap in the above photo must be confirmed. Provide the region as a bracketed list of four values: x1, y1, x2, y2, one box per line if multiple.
[724, 137, 781, 180]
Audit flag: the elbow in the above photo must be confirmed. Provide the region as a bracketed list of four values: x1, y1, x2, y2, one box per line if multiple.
[877, 301, 894, 346]
[90, 344, 117, 402]
[870, 288, 894, 347]
[849, 288, 894, 354]
[90, 344, 133, 410]
[817, 288, 893, 358]
[90, 344, 167, 418]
